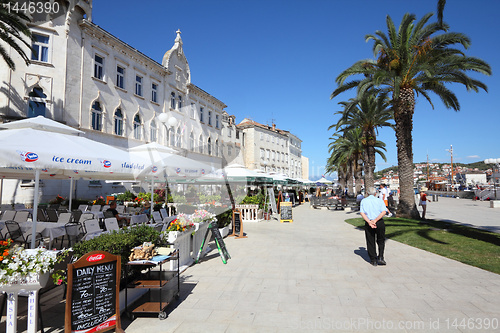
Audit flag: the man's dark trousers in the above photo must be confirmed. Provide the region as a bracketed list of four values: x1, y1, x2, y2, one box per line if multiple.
[365, 219, 386, 260]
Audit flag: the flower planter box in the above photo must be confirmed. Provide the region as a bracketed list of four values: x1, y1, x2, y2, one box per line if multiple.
[168, 230, 193, 271]
[219, 226, 229, 238]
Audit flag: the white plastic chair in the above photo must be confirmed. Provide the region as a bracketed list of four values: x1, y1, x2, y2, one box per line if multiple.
[83, 219, 103, 240]
[90, 205, 102, 213]
[116, 205, 126, 214]
[13, 211, 30, 223]
[1, 210, 17, 221]
[104, 218, 120, 232]
[160, 208, 168, 219]
[57, 212, 73, 224]
[152, 211, 163, 224]
[77, 204, 89, 212]
[79, 212, 95, 223]
[130, 214, 149, 226]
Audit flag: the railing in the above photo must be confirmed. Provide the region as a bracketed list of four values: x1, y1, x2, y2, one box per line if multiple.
[235, 204, 260, 222]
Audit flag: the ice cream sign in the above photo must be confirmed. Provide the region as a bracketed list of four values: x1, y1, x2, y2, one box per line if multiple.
[18, 151, 38, 162]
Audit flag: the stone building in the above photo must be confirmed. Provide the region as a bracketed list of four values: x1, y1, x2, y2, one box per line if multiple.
[236, 119, 302, 177]
[0, 0, 240, 204]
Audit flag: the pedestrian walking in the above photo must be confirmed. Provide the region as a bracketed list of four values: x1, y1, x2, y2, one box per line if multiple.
[360, 187, 387, 266]
[419, 187, 429, 220]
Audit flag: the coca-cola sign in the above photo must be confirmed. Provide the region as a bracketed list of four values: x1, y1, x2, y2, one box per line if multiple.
[86, 254, 105, 262]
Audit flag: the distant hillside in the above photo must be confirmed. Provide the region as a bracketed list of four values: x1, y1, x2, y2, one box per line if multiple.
[374, 161, 489, 178]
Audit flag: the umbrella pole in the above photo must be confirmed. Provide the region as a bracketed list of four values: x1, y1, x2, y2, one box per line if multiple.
[69, 177, 74, 212]
[150, 178, 154, 223]
[30, 169, 40, 249]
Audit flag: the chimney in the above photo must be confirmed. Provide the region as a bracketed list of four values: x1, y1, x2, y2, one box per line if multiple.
[272, 123, 276, 131]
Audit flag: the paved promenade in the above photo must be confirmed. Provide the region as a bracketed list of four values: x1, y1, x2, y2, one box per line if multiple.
[2, 200, 500, 332]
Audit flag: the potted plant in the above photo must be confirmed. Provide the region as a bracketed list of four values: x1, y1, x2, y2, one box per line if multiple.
[0, 239, 68, 288]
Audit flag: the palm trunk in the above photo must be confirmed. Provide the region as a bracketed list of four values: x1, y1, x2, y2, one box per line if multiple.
[354, 158, 363, 194]
[363, 130, 376, 191]
[394, 89, 420, 219]
[346, 166, 354, 196]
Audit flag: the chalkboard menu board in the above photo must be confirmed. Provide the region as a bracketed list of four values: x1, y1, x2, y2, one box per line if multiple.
[280, 202, 293, 223]
[65, 251, 123, 333]
[211, 222, 231, 263]
[232, 210, 241, 235]
[231, 210, 246, 239]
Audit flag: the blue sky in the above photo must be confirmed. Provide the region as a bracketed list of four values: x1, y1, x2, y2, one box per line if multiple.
[92, 0, 499, 180]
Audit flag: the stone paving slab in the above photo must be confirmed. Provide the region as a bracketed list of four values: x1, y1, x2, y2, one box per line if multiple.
[2, 199, 500, 332]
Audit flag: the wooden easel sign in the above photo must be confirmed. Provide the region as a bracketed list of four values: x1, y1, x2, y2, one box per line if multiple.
[280, 202, 293, 223]
[231, 210, 247, 238]
[65, 251, 124, 333]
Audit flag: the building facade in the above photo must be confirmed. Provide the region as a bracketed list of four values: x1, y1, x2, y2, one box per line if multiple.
[0, 0, 240, 204]
[236, 119, 303, 178]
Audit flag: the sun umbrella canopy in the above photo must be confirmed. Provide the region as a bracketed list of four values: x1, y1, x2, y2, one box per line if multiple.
[223, 164, 272, 184]
[0, 115, 83, 135]
[0, 127, 133, 179]
[128, 143, 213, 180]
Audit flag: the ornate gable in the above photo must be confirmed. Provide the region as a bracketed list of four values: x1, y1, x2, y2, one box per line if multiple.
[162, 30, 191, 91]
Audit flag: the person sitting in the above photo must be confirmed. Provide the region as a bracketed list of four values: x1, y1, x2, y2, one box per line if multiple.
[106, 200, 130, 227]
[140, 201, 151, 217]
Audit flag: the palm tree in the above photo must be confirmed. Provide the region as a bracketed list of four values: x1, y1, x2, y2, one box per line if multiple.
[331, 11, 491, 218]
[331, 89, 392, 190]
[327, 128, 364, 196]
[0, 1, 32, 70]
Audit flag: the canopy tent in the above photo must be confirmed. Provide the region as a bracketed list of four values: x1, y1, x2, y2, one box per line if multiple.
[222, 164, 272, 184]
[315, 177, 333, 185]
[0, 117, 136, 247]
[267, 172, 292, 186]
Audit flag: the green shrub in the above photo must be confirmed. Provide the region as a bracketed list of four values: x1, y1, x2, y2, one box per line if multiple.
[216, 209, 232, 228]
[171, 193, 187, 204]
[72, 225, 161, 268]
[116, 191, 136, 202]
[240, 193, 265, 210]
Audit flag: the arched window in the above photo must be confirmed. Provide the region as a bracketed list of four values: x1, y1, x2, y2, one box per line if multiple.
[198, 134, 203, 154]
[176, 127, 181, 148]
[178, 95, 182, 110]
[170, 92, 176, 109]
[91, 101, 102, 131]
[189, 131, 194, 151]
[207, 137, 212, 156]
[215, 139, 219, 157]
[133, 114, 141, 140]
[114, 108, 124, 136]
[27, 87, 46, 118]
[169, 127, 175, 146]
[150, 120, 157, 142]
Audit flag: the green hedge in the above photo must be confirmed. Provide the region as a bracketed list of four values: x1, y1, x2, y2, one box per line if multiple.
[72, 225, 161, 268]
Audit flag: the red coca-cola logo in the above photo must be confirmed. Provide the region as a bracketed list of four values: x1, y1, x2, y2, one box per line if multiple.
[87, 254, 105, 262]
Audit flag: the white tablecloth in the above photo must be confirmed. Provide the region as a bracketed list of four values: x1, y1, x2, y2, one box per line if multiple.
[19, 222, 66, 249]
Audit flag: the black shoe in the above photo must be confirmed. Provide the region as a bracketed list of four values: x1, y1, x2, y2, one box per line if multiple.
[377, 257, 386, 265]
[370, 259, 378, 266]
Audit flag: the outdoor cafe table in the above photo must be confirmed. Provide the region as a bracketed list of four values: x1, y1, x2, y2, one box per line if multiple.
[19, 222, 66, 249]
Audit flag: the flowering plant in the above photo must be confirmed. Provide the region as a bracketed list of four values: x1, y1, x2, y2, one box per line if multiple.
[0, 242, 68, 286]
[49, 194, 65, 205]
[93, 196, 105, 205]
[191, 210, 216, 224]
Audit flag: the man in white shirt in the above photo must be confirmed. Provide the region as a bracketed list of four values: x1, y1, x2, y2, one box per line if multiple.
[360, 187, 387, 266]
